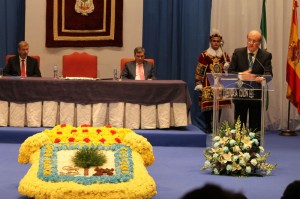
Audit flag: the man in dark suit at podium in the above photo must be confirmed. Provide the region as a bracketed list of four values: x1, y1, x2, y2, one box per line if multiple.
[121, 47, 156, 80]
[228, 30, 273, 132]
[3, 41, 41, 77]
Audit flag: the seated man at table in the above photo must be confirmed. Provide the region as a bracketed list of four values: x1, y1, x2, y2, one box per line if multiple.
[3, 41, 41, 77]
[121, 46, 156, 80]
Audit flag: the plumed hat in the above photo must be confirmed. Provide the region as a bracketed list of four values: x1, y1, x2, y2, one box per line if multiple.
[210, 29, 222, 40]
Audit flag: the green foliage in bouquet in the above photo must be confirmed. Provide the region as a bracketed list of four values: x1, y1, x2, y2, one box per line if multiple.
[201, 118, 277, 177]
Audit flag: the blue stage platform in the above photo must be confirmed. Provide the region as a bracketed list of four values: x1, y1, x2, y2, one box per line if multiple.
[1, 126, 300, 199]
[0, 125, 207, 147]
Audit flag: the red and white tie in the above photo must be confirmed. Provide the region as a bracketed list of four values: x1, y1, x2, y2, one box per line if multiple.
[21, 59, 26, 77]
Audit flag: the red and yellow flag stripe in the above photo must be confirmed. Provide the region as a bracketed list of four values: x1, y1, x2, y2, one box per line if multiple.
[286, 0, 300, 114]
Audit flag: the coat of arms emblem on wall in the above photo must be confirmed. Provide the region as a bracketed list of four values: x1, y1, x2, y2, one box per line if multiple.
[75, 0, 94, 16]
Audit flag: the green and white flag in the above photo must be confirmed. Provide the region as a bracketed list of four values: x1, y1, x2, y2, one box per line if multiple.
[260, 0, 267, 50]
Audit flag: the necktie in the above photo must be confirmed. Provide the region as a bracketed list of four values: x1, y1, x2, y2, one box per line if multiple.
[138, 64, 145, 80]
[21, 59, 26, 77]
[249, 53, 254, 69]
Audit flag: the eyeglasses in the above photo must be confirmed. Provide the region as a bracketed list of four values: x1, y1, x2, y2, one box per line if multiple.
[247, 39, 259, 44]
[212, 40, 221, 43]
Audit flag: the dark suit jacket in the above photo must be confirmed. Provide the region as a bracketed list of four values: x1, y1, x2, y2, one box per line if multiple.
[121, 60, 156, 80]
[228, 47, 272, 131]
[3, 55, 41, 77]
[228, 47, 273, 76]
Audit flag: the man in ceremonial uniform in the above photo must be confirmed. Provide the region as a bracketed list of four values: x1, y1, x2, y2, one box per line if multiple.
[195, 31, 231, 133]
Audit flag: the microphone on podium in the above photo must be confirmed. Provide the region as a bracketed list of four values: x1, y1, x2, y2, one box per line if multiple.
[252, 56, 265, 74]
[252, 56, 269, 84]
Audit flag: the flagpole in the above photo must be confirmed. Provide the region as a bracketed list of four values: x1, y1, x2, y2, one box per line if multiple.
[280, 101, 297, 136]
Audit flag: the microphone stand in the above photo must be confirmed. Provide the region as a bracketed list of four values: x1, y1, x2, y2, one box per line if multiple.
[252, 56, 266, 74]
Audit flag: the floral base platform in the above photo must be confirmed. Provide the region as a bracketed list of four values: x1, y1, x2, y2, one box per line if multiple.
[18, 124, 157, 199]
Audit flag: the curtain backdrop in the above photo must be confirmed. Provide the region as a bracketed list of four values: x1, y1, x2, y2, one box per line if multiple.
[211, 0, 300, 131]
[0, 0, 25, 68]
[143, 0, 212, 131]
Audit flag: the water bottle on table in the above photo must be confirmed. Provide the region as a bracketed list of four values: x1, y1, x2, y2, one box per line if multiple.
[113, 66, 118, 80]
[53, 65, 58, 79]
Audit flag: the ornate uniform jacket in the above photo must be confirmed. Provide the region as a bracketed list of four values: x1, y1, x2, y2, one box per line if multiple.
[195, 48, 231, 111]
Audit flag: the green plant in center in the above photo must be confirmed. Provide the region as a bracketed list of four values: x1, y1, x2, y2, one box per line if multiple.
[73, 147, 107, 176]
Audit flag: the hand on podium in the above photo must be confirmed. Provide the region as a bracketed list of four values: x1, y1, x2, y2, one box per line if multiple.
[255, 76, 265, 83]
[238, 71, 257, 81]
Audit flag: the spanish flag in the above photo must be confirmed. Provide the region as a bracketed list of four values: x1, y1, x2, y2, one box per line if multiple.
[287, 0, 300, 114]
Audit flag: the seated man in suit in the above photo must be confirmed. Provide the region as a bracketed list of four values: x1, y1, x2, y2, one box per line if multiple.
[121, 46, 156, 80]
[3, 41, 41, 77]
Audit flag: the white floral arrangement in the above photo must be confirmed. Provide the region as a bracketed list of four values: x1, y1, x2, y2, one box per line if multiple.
[201, 119, 277, 176]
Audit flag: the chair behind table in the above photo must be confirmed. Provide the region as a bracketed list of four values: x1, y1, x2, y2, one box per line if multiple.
[62, 52, 97, 78]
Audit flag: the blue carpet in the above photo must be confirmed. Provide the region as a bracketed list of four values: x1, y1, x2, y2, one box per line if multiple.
[0, 125, 206, 147]
[150, 131, 300, 199]
[0, 130, 299, 199]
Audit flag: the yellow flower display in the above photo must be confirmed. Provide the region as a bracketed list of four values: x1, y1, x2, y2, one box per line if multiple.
[202, 119, 277, 177]
[18, 124, 157, 199]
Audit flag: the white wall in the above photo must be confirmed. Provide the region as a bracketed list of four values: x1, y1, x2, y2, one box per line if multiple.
[25, 0, 143, 78]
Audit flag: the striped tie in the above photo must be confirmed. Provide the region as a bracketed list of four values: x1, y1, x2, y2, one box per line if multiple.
[249, 53, 254, 69]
